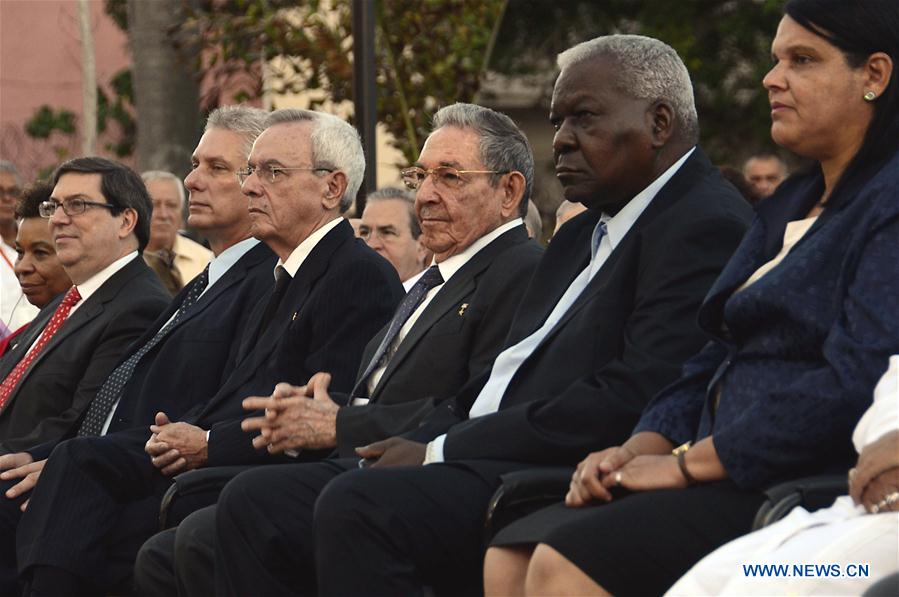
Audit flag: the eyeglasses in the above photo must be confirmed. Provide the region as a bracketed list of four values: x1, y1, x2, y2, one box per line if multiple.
[400, 166, 509, 190]
[236, 165, 334, 185]
[39, 198, 118, 218]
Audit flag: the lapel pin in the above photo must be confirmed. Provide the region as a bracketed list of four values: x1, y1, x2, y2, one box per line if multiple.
[458, 303, 468, 317]
[292, 311, 298, 321]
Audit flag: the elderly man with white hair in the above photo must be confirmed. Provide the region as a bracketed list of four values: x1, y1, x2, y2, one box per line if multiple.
[12, 108, 402, 595]
[141, 170, 212, 295]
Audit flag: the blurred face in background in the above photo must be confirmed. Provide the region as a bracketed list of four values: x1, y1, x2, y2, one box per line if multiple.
[14, 217, 72, 307]
[359, 198, 428, 282]
[146, 178, 183, 252]
[743, 157, 787, 198]
[0, 171, 20, 229]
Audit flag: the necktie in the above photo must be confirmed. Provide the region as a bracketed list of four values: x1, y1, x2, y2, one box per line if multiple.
[0, 286, 82, 411]
[355, 265, 444, 395]
[76, 265, 210, 437]
[260, 266, 292, 334]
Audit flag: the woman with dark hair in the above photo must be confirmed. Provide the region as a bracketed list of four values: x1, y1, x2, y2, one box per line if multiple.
[0, 183, 72, 356]
[483, 1, 899, 595]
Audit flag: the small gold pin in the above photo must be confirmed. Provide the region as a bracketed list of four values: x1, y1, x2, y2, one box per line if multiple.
[457, 303, 468, 317]
[292, 312, 298, 321]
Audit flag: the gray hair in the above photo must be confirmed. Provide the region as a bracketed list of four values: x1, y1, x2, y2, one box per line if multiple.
[431, 103, 534, 217]
[205, 105, 269, 159]
[0, 160, 21, 186]
[141, 170, 186, 207]
[264, 109, 365, 211]
[366, 186, 420, 238]
[558, 35, 699, 143]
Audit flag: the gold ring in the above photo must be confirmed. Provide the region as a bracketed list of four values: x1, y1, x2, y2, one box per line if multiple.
[614, 471, 623, 486]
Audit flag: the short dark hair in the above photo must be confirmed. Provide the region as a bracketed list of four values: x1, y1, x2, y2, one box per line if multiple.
[785, 0, 899, 197]
[365, 187, 420, 239]
[15, 181, 54, 219]
[51, 157, 152, 252]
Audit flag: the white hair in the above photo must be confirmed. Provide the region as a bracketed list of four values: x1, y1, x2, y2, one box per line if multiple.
[265, 109, 365, 211]
[558, 35, 699, 142]
[141, 170, 186, 207]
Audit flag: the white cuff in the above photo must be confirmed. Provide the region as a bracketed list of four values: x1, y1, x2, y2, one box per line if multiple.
[424, 434, 447, 464]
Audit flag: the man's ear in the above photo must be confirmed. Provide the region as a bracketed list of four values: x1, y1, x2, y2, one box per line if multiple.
[646, 101, 675, 148]
[322, 171, 349, 211]
[500, 171, 526, 219]
[118, 208, 138, 241]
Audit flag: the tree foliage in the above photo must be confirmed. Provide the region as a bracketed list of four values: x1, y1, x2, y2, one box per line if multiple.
[178, 0, 506, 164]
[490, 0, 787, 163]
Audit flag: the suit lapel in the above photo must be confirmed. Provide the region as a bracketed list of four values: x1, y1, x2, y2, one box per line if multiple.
[525, 149, 712, 349]
[0, 300, 56, 381]
[365, 226, 531, 401]
[237, 223, 352, 380]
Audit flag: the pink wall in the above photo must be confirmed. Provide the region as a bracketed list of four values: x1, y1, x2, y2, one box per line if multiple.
[0, 0, 131, 183]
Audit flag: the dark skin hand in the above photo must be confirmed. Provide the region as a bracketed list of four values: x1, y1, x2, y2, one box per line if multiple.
[356, 437, 427, 468]
[858, 467, 899, 513]
[850, 429, 899, 507]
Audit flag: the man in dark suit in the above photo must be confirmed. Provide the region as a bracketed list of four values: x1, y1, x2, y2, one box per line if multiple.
[132, 103, 545, 596]
[0, 157, 169, 451]
[305, 35, 755, 596]
[0, 106, 275, 594]
[0, 156, 170, 594]
[13, 109, 402, 595]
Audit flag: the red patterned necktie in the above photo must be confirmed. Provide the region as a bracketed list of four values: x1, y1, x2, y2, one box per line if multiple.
[0, 286, 82, 410]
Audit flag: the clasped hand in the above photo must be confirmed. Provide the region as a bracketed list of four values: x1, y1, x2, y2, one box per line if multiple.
[242, 372, 340, 453]
[144, 411, 208, 476]
[565, 446, 686, 508]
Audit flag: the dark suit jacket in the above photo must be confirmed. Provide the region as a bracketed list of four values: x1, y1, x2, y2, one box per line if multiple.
[333, 224, 543, 456]
[186, 220, 403, 466]
[408, 148, 754, 468]
[0, 257, 170, 454]
[636, 150, 899, 490]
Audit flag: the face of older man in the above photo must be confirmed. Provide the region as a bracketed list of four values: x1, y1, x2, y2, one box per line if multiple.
[242, 121, 338, 260]
[48, 172, 137, 284]
[550, 56, 658, 213]
[743, 157, 786, 198]
[146, 178, 183, 252]
[414, 126, 518, 262]
[360, 198, 426, 282]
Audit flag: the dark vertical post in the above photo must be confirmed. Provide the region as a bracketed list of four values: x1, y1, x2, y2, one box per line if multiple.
[352, 0, 377, 216]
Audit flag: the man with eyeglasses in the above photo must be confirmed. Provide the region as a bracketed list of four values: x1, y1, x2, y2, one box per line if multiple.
[0, 106, 278, 595]
[1, 160, 39, 337]
[12, 108, 402, 596]
[129, 102, 544, 597]
[358, 187, 431, 288]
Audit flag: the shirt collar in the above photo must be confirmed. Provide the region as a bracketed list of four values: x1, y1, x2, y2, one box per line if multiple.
[207, 237, 259, 288]
[433, 218, 524, 284]
[276, 217, 343, 279]
[600, 146, 696, 253]
[74, 251, 138, 303]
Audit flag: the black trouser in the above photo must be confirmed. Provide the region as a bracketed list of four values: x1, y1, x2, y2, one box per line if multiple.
[313, 461, 526, 597]
[16, 428, 169, 593]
